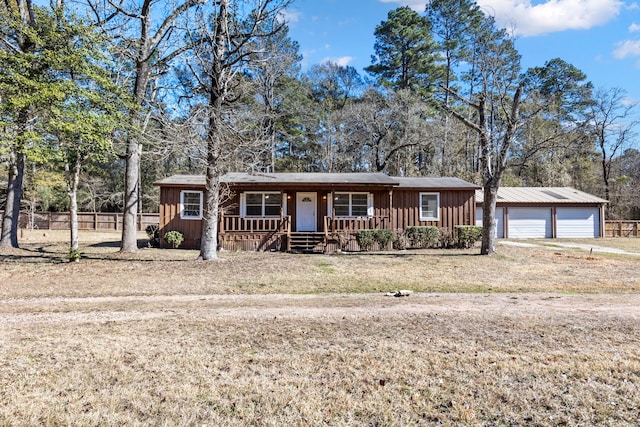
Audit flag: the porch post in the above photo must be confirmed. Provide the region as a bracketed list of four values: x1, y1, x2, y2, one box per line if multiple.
[280, 190, 284, 220]
[389, 189, 394, 230]
[219, 207, 224, 235]
[330, 190, 335, 232]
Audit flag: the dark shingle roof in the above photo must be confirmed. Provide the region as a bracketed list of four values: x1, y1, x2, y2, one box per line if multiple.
[395, 177, 480, 190]
[223, 172, 398, 185]
[154, 173, 479, 189]
[154, 175, 205, 186]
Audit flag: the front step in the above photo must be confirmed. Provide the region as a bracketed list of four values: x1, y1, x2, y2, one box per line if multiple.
[289, 232, 325, 253]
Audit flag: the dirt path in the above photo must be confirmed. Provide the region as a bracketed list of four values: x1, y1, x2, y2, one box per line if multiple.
[1, 292, 639, 326]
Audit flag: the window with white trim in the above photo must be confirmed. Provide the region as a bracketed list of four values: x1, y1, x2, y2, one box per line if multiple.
[242, 192, 282, 217]
[333, 192, 372, 217]
[180, 190, 203, 220]
[420, 192, 439, 221]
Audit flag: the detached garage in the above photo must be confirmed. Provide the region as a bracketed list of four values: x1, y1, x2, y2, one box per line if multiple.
[476, 187, 607, 239]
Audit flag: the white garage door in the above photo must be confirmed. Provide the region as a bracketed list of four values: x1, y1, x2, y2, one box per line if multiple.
[476, 207, 504, 238]
[508, 208, 552, 238]
[557, 208, 600, 238]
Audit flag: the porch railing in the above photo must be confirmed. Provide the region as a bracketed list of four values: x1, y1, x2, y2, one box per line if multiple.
[221, 215, 289, 233]
[324, 216, 390, 234]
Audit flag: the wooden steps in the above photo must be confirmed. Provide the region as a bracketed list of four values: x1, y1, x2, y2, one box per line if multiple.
[288, 232, 325, 253]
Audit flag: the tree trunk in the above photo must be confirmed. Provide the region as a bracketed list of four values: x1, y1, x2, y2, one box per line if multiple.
[199, 163, 220, 260]
[0, 151, 25, 249]
[120, 42, 150, 253]
[120, 138, 141, 252]
[198, 0, 228, 261]
[66, 156, 81, 251]
[480, 181, 498, 255]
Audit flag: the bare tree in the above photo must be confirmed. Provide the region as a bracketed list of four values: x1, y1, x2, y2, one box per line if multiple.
[587, 87, 639, 214]
[341, 88, 435, 175]
[248, 23, 301, 172]
[85, 0, 207, 252]
[177, 0, 291, 260]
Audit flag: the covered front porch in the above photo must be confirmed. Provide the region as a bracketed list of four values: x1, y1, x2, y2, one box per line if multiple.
[218, 213, 392, 253]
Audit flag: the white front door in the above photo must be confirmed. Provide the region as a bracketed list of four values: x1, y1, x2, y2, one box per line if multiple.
[296, 192, 317, 232]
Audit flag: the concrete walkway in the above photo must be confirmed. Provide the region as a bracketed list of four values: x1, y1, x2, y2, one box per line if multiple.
[499, 240, 640, 256]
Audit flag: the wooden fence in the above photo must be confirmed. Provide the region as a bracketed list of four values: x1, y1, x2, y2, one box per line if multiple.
[0, 211, 159, 232]
[605, 220, 640, 238]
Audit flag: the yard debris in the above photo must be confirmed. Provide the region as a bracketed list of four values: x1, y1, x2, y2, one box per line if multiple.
[385, 290, 413, 297]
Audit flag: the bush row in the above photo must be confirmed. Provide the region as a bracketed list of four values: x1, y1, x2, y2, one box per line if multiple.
[149, 225, 483, 252]
[355, 226, 483, 251]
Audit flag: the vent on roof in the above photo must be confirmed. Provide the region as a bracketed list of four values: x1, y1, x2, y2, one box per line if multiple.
[542, 190, 569, 200]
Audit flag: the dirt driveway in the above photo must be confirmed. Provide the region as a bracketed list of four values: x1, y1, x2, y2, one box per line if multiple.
[2, 292, 639, 326]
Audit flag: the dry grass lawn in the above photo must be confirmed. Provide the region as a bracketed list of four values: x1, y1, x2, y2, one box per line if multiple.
[1, 230, 639, 425]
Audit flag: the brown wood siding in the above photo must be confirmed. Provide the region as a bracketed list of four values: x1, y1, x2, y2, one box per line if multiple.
[158, 182, 476, 251]
[159, 186, 203, 249]
[373, 191, 391, 220]
[223, 193, 241, 215]
[392, 189, 475, 231]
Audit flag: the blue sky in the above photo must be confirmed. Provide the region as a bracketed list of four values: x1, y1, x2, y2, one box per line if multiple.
[285, 0, 640, 101]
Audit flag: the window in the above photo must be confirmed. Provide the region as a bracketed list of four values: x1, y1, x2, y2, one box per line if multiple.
[333, 192, 372, 217]
[180, 191, 203, 220]
[420, 192, 439, 221]
[242, 192, 282, 217]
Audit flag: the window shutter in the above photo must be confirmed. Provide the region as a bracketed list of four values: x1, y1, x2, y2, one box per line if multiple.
[367, 193, 374, 217]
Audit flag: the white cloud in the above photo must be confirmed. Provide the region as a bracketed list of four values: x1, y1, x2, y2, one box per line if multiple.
[477, 0, 623, 36]
[613, 40, 640, 58]
[381, 0, 623, 37]
[321, 56, 354, 67]
[621, 95, 639, 107]
[378, 0, 424, 11]
[280, 9, 300, 24]
[630, 22, 640, 32]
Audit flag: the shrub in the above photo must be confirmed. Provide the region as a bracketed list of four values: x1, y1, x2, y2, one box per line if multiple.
[164, 230, 184, 249]
[355, 230, 376, 251]
[146, 224, 160, 248]
[374, 229, 394, 249]
[405, 226, 439, 248]
[331, 231, 352, 252]
[439, 227, 455, 248]
[68, 247, 81, 262]
[455, 225, 483, 248]
[393, 230, 409, 250]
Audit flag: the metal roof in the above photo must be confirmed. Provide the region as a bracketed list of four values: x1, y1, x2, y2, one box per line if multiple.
[475, 187, 608, 204]
[155, 173, 478, 188]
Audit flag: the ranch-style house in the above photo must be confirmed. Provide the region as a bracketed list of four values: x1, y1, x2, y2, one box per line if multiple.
[154, 172, 480, 252]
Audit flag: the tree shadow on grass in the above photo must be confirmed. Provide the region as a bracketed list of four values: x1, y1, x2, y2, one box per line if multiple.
[0, 239, 195, 263]
[0, 249, 67, 264]
[88, 239, 149, 248]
